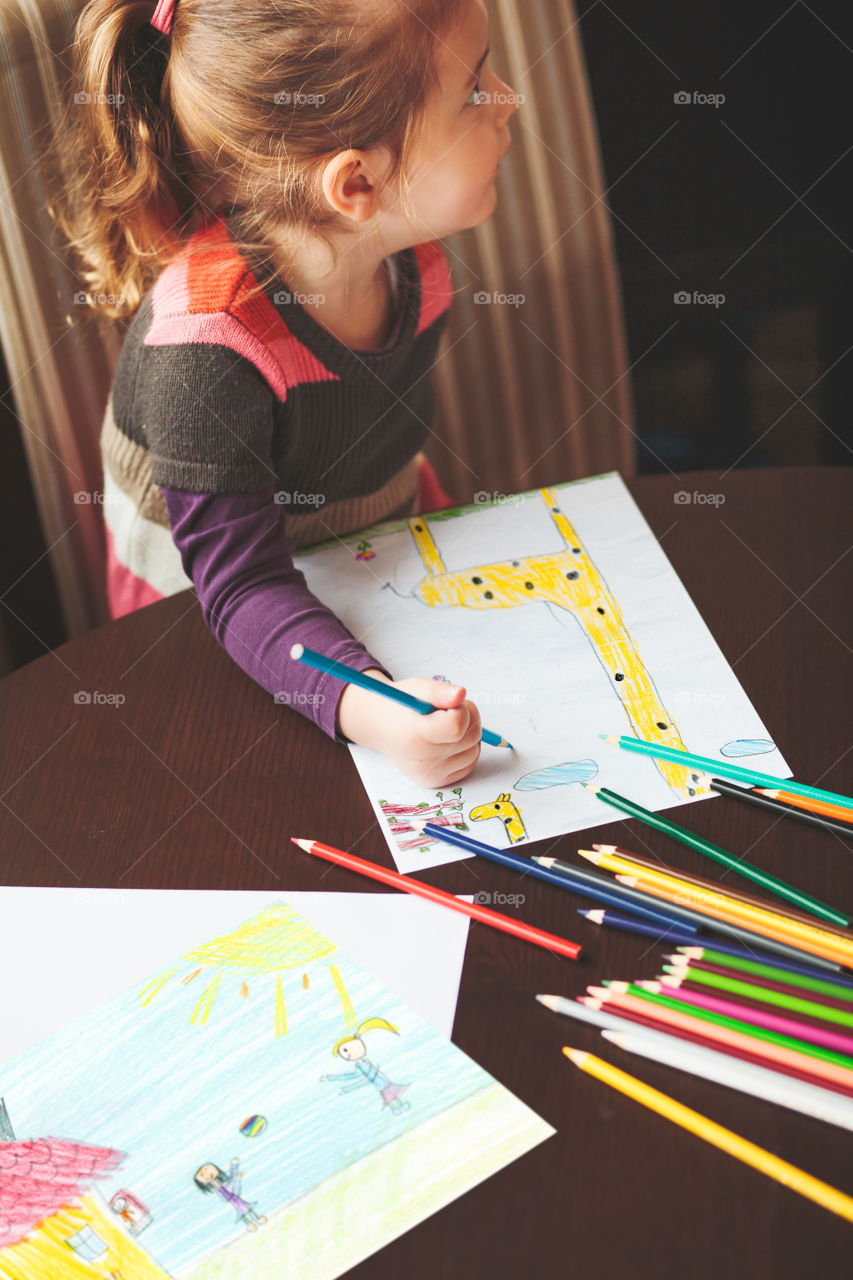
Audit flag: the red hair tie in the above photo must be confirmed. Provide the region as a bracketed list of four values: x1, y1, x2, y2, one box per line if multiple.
[150, 0, 178, 35]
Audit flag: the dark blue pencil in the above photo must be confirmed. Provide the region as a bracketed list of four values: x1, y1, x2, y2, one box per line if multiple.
[291, 644, 513, 748]
[417, 822, 696, 931]
[579, 908, 849, 979]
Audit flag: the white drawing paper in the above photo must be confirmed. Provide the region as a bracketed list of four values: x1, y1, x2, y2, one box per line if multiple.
[295, 473, 790, 871]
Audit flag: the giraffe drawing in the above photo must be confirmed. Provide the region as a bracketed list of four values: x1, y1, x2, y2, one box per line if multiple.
[407, 488, 707, 800]
[470, 793, 528, 845]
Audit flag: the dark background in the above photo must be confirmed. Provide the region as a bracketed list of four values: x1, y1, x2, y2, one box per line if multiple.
[581, 0, 853, 472]
[2, 0, 852, 668]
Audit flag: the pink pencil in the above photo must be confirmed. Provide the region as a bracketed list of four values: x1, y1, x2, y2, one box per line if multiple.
[659, 978, 853, 1058]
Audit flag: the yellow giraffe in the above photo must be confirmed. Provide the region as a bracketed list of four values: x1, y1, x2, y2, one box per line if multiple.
[408, 490, 706, 799]
[470, 793, 528, 844]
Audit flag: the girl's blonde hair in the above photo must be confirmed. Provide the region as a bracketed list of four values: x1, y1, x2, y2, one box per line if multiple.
[55, 0, 467, 316]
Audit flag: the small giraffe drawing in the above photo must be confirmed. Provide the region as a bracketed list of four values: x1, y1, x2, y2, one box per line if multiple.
[469, 793, 528, 845]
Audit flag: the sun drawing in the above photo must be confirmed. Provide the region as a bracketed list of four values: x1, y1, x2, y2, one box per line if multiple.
[137, 904, 336, 1036]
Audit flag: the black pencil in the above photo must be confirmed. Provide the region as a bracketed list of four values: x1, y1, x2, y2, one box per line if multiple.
[708, 776, 853, 841]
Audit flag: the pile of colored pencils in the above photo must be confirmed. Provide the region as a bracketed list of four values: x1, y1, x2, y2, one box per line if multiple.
[540, 945, 853, 1221]
[573, 844, 853, 971]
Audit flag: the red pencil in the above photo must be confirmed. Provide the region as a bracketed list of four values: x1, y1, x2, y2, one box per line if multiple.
[292, 837, 582, 960]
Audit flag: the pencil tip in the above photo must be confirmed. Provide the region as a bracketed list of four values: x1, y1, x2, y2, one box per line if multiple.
[584, 783, 601, 794]
[290, 643, 304, 659]
[291, 837, 313, 852]
[583, 909, 605, 924]
[534, 856, 555, 868]
[562, 1047, 588, 1067]
[536, 994, 559, 1011]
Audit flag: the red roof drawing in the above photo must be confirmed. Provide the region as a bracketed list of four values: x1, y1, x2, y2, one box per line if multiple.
[0, 1139, 124, 1248]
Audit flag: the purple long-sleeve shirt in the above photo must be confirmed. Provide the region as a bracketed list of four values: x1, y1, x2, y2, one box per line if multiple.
[162, 487, 392, 741]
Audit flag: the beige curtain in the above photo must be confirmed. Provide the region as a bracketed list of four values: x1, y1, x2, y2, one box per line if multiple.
[0, 0, 634, 639]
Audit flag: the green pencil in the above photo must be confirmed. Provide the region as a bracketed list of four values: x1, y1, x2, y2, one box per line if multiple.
[609, 982, 853, 1072]
[290, 644, 513, 748]
[584, 782, 849, 928]
[600, 732, 853, 812]
[675, 946, 853, 1004]
[663, 964, 853, 1030]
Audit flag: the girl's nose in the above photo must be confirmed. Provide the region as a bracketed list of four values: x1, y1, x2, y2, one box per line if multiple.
[495, 77, 520, 126]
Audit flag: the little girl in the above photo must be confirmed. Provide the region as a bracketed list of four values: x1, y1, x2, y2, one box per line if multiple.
[61, 0, 517, 787]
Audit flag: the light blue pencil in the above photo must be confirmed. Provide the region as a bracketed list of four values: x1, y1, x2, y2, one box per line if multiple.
[601, 733, 853, 811]
[290, 645, 513, 748]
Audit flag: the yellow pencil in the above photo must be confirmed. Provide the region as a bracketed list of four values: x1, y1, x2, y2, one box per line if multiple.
[619, 875, 853, 969]
[580, 847, 849, 934]
[612, 862, 853, 949]
[563, 1048, 853, 1223]
[616, 874, 853, 968]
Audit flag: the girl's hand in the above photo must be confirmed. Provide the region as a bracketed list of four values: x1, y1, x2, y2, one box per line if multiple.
[337, 672, 482, 788]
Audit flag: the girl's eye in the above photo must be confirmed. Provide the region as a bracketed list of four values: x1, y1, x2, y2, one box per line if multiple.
[466, 79, 485, 108]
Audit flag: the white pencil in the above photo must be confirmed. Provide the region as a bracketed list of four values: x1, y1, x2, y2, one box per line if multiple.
[600, 1029, 853, 1133]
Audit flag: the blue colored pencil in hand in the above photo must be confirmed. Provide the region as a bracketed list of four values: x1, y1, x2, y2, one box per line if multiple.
[290, 645, 513, 748]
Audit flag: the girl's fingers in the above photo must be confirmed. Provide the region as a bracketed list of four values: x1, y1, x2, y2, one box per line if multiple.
[417, 701, 471, 745]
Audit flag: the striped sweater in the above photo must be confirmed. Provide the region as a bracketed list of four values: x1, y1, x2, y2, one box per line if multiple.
[101, 214, 454, 737]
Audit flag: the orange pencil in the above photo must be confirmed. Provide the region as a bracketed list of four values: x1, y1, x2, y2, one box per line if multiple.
[292, 837, 582, 960]
[756, 788, 853, 823]
[587, 985, 853, 1093]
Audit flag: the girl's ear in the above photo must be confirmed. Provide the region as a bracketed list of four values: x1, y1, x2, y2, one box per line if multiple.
[321, 149, 378, 223]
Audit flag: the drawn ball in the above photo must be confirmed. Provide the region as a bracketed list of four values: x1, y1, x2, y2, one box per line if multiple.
[240, 1115, 268, 1139]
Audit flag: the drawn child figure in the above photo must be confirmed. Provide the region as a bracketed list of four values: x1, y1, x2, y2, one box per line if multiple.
[59, 0, 518, 791]
[321, 1017, 412, 1115]
[194, 1159, 267, 1232]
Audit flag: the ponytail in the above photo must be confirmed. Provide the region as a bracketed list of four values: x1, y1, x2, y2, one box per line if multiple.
[55, 0, 197, 316]
[54, 0, 467, 319]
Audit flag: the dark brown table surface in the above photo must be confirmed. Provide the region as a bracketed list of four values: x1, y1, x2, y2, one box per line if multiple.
[1, 467, 851, 1275]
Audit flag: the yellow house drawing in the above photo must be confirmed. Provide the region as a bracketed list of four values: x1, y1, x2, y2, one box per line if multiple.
[0, 1136, 171, 1280]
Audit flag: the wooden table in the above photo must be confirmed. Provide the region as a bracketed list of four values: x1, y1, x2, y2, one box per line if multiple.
[1, 467, 851, 1276]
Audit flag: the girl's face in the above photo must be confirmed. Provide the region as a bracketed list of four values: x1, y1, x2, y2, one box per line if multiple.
[338, 1037, 367, 1061]
[393, 0, 517, 241]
